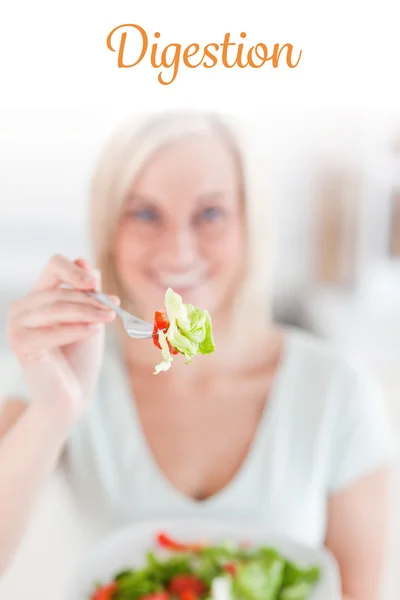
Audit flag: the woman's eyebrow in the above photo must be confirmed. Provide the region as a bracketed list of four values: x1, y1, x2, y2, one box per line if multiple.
[124, 193, 159, 207]
[197, 191, 226, 202]
[197, 191, 235, 206]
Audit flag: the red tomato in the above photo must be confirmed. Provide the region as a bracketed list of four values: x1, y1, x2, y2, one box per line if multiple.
[168, 574, 206, 595]
[154, 311, 169, 331]
[223, 562, 238, 576]
[180, 591, 199, 600]
[91, 582, 118, 600]
[152, 311, 169, 349]
[152, 312, 179, 355]
[156, 532, 203, 552]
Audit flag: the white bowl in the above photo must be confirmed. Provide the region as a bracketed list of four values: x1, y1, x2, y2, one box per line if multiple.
[65, 518, 341, 600]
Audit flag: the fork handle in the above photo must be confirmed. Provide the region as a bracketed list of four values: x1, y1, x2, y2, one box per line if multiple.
[85, 290, 126, 319]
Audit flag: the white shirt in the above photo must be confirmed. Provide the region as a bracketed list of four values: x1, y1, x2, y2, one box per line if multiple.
[1, 327, 397, 548]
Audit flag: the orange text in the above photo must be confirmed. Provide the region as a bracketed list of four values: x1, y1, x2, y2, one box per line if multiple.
[106, 24, 303, 85]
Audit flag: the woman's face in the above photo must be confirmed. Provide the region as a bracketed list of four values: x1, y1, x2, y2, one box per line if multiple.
[114, 132, 245, 321]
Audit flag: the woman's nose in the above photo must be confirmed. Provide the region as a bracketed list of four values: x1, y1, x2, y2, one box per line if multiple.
[161, 227, 198, 269]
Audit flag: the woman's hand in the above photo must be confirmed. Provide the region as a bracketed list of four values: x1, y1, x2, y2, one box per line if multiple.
[6, 254, 118, 424]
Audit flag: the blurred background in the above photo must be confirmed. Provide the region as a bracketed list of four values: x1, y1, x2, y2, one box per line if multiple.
[0, 106, 399, 598]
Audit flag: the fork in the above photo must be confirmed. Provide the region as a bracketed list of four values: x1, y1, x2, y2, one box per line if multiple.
[60, 282, 153, 339]
[85, 290, 153, 339]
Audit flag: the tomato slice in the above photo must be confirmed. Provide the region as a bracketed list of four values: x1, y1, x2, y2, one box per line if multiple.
[223, 562, 238, 576]
[152, 312, 179, 355]
[156, 532, 203, 552]
[152, 311, 169, 349]
[154, 311, 169, 331]
[180, 591, 199, 600]
[168, 574, 206, 595]
[91, 582, 118, 600]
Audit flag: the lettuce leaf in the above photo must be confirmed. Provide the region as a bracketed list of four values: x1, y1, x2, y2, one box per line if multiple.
[232, 557, 285, 600]
[281, 562, 320, 587]
[154, 288, 215, 373]
[278, 581, 313, 599]
[154, 330, 173, 374]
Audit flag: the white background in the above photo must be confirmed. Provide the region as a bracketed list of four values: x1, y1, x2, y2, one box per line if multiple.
[1, 0, 399, 109]
[1, 1, 400, 599]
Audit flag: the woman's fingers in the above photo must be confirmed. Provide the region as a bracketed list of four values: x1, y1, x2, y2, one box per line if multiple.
[14, 301, 116, 329]
[10, 287, 119, 317]
[16, 323, 103, 360]
[74, 258, 91, 272]
[74, 258, 101, 290]
[6, 255, 121, 361]
[31, 254, 97, 293]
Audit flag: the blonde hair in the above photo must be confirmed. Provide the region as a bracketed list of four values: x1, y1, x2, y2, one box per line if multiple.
[89, 110, 275, 333]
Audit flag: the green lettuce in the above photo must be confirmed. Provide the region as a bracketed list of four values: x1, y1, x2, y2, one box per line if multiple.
[279, 581, 313, 600]
[154, 288, 215, 374]
[281, 561, 320, 588]
[232, 557, 285, 600]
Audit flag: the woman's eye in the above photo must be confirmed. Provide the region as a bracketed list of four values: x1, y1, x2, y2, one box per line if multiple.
[130, 208, 159, 222]
[197, 207, 224, 223]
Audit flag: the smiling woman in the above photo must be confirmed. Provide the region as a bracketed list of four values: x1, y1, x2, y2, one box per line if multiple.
[0, 110, 397, 600]
[114, 131, 243, 320]
[90, 111, 272, 337]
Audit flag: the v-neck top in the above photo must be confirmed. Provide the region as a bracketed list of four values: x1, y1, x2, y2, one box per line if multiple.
[1, 327, 397, 548]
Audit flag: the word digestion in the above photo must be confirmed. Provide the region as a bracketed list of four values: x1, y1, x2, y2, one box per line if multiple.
[106, 24, 303, 85]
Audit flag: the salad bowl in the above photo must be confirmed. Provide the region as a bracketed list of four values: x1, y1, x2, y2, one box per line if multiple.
[65, 518, 341, 600]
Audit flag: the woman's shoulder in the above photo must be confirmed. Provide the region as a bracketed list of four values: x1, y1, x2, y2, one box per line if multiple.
[283, 327, 398, 491]
[285, 326, 395, 435]
[286, 325, 368, 384]
[281, 325, 390, 421]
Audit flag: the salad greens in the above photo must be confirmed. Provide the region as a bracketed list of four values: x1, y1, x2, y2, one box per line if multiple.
[152, 288, 215, 374]
[90, 532, 321, 600]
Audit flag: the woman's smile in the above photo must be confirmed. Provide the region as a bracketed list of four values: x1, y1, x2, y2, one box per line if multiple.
[147, 269, 207, 297]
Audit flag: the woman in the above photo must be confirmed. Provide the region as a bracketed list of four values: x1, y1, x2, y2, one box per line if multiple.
[0, 110, 397, 599]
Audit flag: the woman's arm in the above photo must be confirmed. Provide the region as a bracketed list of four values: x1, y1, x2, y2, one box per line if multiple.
[0, 256, 113, 575]
[0, 399, 71, 575]
[325, 467, 390, 600]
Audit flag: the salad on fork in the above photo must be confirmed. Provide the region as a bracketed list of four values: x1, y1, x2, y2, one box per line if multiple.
[151, 288, 215, 374]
